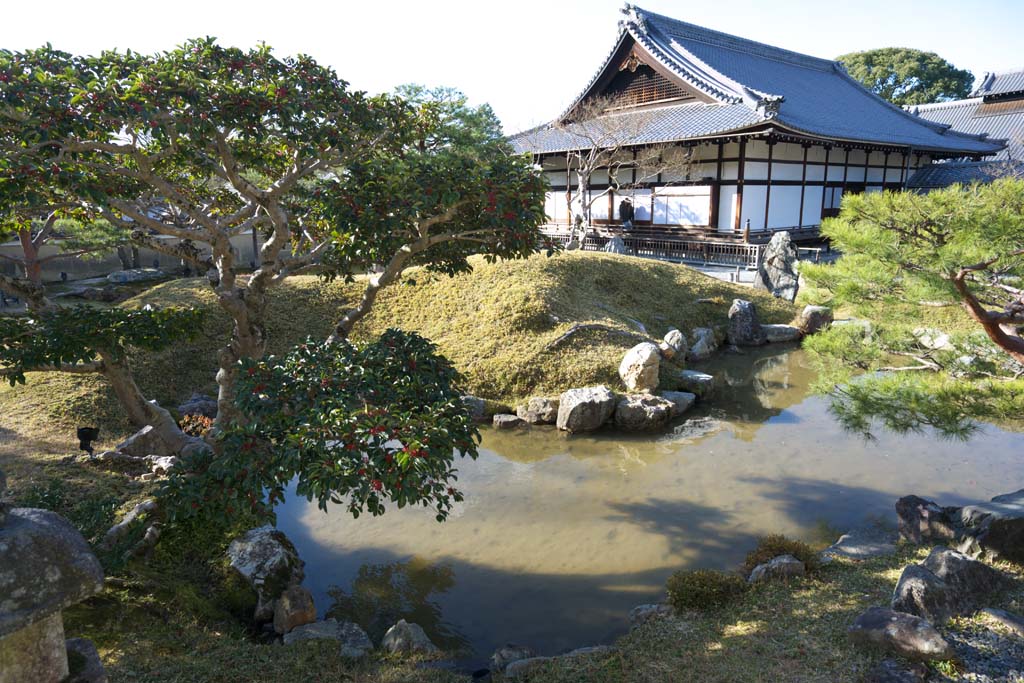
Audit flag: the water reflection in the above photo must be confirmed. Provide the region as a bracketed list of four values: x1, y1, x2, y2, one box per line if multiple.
[275, 345, 1024, 664]
[325, 558, 470, 653]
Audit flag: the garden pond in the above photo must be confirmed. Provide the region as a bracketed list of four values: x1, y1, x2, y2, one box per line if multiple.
[275, 344, 1024, 664]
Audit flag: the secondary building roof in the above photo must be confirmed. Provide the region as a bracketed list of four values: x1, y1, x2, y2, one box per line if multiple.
[512, 5, 1004, 158]
[973, 69, 1024, 100]
[906, 160, 1024, 190]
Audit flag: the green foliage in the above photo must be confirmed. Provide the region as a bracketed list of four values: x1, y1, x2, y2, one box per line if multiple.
[743, 534, 820, 575]
[14, 479, 119, 546]
[0, 305, 203, 385]
[665, 569, 747, 610]
[162, 329, 479, 523]
[837, 47, 973, 105]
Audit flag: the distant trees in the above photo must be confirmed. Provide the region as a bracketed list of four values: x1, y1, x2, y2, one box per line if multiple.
[801, 179, 1024, 438]
[837, 48, 973, 105]
[1, 42, 547, 521]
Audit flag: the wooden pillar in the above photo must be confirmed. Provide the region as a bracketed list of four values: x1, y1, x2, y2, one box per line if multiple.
[863, 150, 870, 190]
[709, 141, 724, 230]
[763, 139, 775, 233]
[820, 146, 831, 218]
[881, 151, 890, 190]
[841, 147, 851, 195]
[798, 143, 809, 228]
[734, 138, 746, 233]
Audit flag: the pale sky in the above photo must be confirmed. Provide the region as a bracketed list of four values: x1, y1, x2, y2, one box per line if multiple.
[2, 0, 1021, 134]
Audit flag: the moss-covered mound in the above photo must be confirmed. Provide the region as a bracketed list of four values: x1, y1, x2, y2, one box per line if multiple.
[1, 251, 795, 438]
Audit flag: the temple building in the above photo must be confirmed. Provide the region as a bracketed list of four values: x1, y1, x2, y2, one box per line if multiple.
[907, 69, 1024, 190]
[510, 5, 1004, 249]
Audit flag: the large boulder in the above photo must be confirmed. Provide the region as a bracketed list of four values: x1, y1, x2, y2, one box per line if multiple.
[675, 370, 714, 397]
[688, 327, 720, 361]
[727, 300, 767, 346]
[381, 619, 440, 656]
[272, 585, 317, 635]
[661, 329, 688, 359]
[460, 395, 487, 422]
[955, 488, 1024, 564]
[556, 386, 617, 433]
[748, 554, 805, 583]
[921, 547, 1009, 602]
[618, 343, 661, 393]
[753, 231, 799, 301]
[177, 392, 218, 418]
[614, 394, 675, 432]
[282, 618, 373, 657]
[848, 607, 954, 661]
[516, 397, 559, 425]
[226, 526, 304, 622]
[891, 548, 1007, 623]
[895, 495, 957, 545]
[798, 305, 833, 335]
[891, 564, 958, 623]
[106, 268, 164, 284]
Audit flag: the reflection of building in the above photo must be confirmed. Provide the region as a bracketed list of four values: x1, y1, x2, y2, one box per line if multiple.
[907, 69, 1024, 190]
[511, 5, 1001, 247]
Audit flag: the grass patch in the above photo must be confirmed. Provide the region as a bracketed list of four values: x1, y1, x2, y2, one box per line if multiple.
[743, 534, 822, 575]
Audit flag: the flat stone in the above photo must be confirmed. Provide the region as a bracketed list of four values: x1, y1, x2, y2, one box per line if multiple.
[676, 370, 715, 397]
[748, 554, 805, 583]
[273, 585, 317, 635]
[761, 324, 802, 343]
[0, 509, 104, 638]
[492, 414, 525, 430]
[956, 488, 1024, 564]
[660, 391, 697, 418]
[381, 619, 440, 655]
[821, 526, 897, 561]
[117, 425, 178, 458]
[629, 603, 674, 629]
[848, 607, 954, 662]
[282, 618, 373, 658]
[65, 637, 108, 683]
[490, 643, 536, 673]
[614, 394, 675, 432]
[516, 397, 559, 425]
[0, 613, 68, 683]
[557, 386, 617, 433]
[979, 608, 1024, 637]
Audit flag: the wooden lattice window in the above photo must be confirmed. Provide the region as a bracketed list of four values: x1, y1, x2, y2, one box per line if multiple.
[603, 65, 691, 107]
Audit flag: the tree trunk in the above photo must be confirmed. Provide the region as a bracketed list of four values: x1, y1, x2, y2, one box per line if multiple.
[131, 246, 141, 269]
[116, 246, 132, 270]
[100, 351, 191, 451]
[212, 288, 269, 432]
[17, 229, 42, 285]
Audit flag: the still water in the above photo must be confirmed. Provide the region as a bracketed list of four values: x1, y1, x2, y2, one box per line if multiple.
[275, 345, 1024, 662]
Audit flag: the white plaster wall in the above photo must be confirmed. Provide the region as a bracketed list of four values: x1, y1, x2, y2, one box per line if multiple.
[767, 186, 803, 229]
[802, 186, 824, 225]
[718, 185, 738, 232]
[740, 186, 767, 231]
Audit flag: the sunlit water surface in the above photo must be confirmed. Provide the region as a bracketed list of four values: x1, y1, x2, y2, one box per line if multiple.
[275, 345, 1024, 663]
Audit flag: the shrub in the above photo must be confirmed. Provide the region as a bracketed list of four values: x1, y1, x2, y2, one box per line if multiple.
[743, 534, 820, 575]
[665, 569, 747, 610]
[179, 414, 213, 437]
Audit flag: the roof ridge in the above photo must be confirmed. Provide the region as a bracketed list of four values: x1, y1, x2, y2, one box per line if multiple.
[908, 98, 982, 112]
[629, 4, 835, 72]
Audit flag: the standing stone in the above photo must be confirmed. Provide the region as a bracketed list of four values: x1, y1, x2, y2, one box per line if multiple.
[614, 394, 675, 432]
[688, 327, 720, 360]
[516, 397, 560, 425]
[226, 526, 305, 622]
[753, 231, 799, 301]
[891, 564, 958, 623]
[381, 619, 440, 655]
[727, 300, 767, 346]
[556, 386, 617, 433]
[603, 236, 628, 254]
[273, 585, 317, 635]
[662, 329, 688, 358]
[618, 343, 661, 392]
[798, 305, 834, 334]
[848, 607, 954, 661]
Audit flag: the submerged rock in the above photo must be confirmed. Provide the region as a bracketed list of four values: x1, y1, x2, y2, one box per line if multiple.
[492, 414, 525, 430]
[676, 370, 714, 397]
[557, 386, 617, 433]
[821, 526, 897, 561]
[660, 391, 697, 418]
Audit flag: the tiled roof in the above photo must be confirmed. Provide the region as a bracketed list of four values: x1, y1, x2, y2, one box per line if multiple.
[973, 69, 1024, 99]
[510, 102, 761, 154]
[907, 160, 1024, 190]
[511, 5, 1004, 157]
[910, 98, 1023, 161]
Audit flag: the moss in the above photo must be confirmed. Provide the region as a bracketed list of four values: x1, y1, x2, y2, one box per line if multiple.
[743, 534, 822, 575]
[665, 569, 748, 610]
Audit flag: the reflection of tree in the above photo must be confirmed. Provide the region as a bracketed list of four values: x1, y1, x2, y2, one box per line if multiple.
[325, 557, 468, 653]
